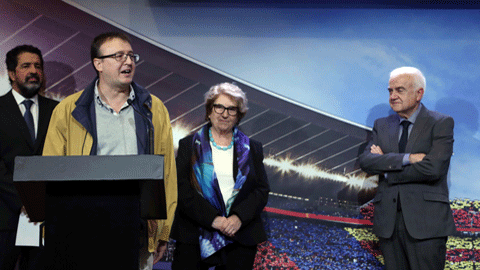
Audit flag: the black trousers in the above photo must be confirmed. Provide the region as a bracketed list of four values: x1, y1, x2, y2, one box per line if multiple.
[0, 230, 18, 270]
[172, 241, 257, 270]
[0, 230, 44, 270]
[379, 211, 447, 270]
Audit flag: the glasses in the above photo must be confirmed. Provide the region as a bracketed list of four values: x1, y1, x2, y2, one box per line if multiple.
[96, 52, 140, 63]
[213, 104, 238, 116]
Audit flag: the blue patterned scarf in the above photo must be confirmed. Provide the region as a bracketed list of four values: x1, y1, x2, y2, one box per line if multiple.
[191, 125, 250, 260]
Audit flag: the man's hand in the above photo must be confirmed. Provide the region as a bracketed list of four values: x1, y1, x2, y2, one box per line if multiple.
[21, 206, 38, 225]
[152, 240, 168, 264]
[370, 144, 384, 155]
[409, 153, 426, 164]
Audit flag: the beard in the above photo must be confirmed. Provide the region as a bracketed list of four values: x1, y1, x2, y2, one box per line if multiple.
[18, 74, 42, 98]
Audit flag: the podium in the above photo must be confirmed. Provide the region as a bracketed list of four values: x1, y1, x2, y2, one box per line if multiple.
[13, 155, 166, 270]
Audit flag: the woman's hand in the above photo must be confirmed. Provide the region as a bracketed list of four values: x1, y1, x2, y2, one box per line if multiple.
[211, 215, 241, 237]
[211, 216, 228, 230]
[222, 215, 242, 237]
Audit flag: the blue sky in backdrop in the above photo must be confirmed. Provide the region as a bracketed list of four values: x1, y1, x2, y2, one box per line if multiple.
[69, 0, 480, 199]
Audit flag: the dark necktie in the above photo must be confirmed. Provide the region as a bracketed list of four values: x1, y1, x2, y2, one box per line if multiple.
[22, 99, 35, 142]
[397, 120, 411, 211]
[398, 121, 411, 153]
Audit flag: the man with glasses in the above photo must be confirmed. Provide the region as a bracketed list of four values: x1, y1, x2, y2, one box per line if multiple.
[42, 32, 177, 270]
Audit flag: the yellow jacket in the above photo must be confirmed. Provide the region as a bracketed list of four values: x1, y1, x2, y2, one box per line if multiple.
[43, 83, 177, 252]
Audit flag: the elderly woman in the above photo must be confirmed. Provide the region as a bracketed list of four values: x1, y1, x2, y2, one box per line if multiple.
[171, 83, 270, 269]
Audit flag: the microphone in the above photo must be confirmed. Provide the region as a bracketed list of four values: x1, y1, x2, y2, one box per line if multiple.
[127, 99, 154, 155]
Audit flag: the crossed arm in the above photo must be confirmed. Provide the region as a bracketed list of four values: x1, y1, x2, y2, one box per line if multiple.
[359, 116, 454, 184]
[369, 144, 426, 164]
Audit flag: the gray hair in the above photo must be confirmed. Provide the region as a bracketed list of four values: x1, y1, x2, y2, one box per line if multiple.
[390, 66, 426, 92]
[204, 82, 248, 123]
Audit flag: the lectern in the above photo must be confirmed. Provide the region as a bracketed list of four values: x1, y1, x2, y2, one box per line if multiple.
[13, 155, 166, 270]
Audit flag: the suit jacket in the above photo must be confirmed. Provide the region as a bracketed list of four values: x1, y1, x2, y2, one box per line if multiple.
[359, 104, 456, 240]
[171, 131, 270, 246]
[0, 91, 58, 230]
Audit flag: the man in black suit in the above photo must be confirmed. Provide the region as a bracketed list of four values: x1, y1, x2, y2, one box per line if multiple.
[0, 45, 58, 270]
[359, 67, 456, 269]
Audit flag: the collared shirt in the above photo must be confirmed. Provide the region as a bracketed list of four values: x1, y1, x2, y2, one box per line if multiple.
[94, 80, 138, 155]
[11, 89, 39, 137]
[94, 80, 135, 115]
[399, 103, 423, 165]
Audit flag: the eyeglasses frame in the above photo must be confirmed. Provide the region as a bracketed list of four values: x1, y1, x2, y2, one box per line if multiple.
[96, 52, 140, 63]
[212, 104, 239, 116]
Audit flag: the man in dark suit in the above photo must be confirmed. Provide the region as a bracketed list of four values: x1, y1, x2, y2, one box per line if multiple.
[359, 67, 456, 270]
[0, 45, 58, 270]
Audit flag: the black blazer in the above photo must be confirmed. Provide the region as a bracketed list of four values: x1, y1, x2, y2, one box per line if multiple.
[359, 104, 456, 240]
[171, 132, 270, 246]
[0, 91, 58, 230]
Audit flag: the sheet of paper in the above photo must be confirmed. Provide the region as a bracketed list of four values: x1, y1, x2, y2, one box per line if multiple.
[15, 212, 41, 247]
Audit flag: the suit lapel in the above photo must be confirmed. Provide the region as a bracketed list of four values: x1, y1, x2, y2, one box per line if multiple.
[405, 105, 429, 153]
[387, 114, 401, 153]
[2, 91, 34, 148]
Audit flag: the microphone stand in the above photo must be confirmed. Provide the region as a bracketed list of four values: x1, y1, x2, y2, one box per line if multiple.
[127, 99, 158, 240]
[127, 99, 154, 155]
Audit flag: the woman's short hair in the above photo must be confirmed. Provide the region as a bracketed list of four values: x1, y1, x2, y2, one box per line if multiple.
[204, 82, 248, 124]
